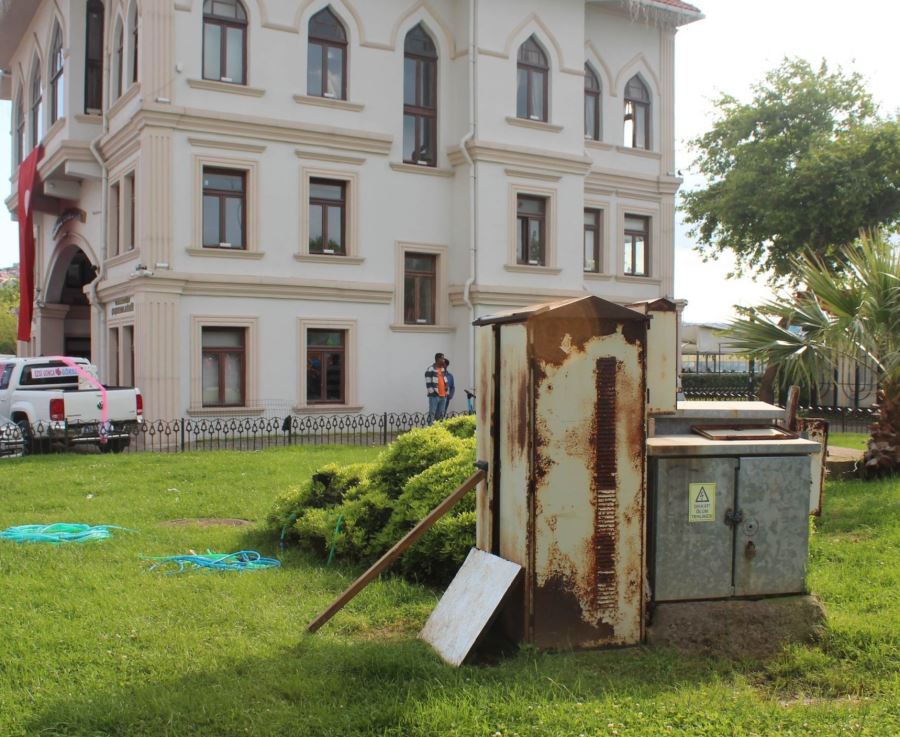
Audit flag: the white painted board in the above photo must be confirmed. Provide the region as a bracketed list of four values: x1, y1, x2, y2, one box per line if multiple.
[419, 548, 522, 667]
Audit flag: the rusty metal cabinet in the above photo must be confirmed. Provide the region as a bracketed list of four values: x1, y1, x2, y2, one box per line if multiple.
[651, 452, 812, 602]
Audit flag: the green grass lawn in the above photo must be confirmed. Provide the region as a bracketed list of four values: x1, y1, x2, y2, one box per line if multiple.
[1, 448, 897, 737]
[829, 433, 869, 451]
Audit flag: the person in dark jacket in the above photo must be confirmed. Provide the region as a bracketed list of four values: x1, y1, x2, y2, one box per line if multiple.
[439, 359, 456, 418]
[424, 352, 447, 424]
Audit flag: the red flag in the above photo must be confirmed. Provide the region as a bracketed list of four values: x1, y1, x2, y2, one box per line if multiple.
[16, 145, 43, 343]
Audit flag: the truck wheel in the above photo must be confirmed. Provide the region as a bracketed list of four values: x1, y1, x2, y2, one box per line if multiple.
[15, 419, 33, 456]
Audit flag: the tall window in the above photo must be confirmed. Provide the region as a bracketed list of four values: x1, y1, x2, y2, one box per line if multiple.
[30, 59, 43, 149]
[584, 209, 601, 273]
[307, 7, 346, 99]
[403, 24, 437, 166]
[585, 64, 600, 140]
[14, 90, 25, 166]
[112, 18, 124, 102]
[516, 36, 548, 122]
[309, 179, 345, 255]
[128, 1, 139, 84]
[124, 172, 136, 251]
[624, 75, 650, 150]
[203, 0, 247, 85]
[49, 24, 64, 124]
[84, 0, 104, 113]
[404, 253, 436, 324]
[624, 214, 649, 276]
[517, 195, 546, 265]
[202, 327, 245, 407]
[202, 168, 245, 249]
[307, 329, 345, 404]
[109, 181, 120, 256]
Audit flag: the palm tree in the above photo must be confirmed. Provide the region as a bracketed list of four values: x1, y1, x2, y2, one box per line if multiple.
[722, 230, 899, 475]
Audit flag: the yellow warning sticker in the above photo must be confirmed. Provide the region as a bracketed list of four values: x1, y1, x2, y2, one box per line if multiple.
[689, 483, 716, 522]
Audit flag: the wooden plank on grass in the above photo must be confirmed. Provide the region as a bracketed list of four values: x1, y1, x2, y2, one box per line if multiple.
[306, 467, 486, 633]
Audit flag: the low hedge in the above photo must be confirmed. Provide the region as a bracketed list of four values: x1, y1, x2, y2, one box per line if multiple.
[267, 416, 477, 584]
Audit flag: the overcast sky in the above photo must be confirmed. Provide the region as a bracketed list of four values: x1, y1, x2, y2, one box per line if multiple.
[0, 0, 897, 322]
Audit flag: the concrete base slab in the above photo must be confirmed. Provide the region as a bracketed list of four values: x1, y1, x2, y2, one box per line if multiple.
[647, 595, 827, 659]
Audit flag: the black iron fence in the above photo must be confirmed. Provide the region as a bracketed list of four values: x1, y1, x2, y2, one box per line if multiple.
[798, 406, 877, 435]
[2, 411, 471, 456]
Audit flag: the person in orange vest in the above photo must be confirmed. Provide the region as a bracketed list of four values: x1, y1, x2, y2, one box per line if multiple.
[424, 352, 448, 424]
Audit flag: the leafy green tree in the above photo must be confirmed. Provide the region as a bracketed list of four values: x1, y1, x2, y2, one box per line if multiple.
[682, 58, 900, 282]
[0, 280, 18, 355]
[723, 231, 900, 474]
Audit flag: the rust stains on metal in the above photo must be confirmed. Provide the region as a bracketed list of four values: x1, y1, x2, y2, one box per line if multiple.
[533, 575, 615, 649]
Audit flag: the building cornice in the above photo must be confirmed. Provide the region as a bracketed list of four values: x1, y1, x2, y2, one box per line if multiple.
[449, 284, 587, 308]
[447, 140, 593, 176]
[585, 169, 682, 198]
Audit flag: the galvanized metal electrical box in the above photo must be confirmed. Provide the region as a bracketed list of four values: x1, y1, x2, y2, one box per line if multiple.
[473, 296, 649, 650]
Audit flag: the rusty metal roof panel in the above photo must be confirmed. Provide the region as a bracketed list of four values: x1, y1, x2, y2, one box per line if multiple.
[627, 297, 678, 313]
[473, 295, 648, 326]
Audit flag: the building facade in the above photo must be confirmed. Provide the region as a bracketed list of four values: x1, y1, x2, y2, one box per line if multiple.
[1, 0, 701, 419]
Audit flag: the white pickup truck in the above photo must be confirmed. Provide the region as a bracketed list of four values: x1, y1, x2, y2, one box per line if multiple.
[0, 356, 143, 454]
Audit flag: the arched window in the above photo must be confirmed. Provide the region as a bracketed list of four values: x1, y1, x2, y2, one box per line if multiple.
[624, 75, 650, 150]
[49, 24, 65, 124]
[30, 58, 43, 149]
[84, 0, 104, 113]
[128, 1, 139, 84]
[584, 64, 600, 141]
[403, 24, 437, 166]
[516, 36, 548, 122]
[203, 0, 247, 85]
[112, 17, 124, 101]
[14, 89, 25, 166]
[307, 7, 347, 99]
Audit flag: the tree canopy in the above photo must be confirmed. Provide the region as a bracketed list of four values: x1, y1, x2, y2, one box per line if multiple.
[682, 58, 900, 283]
[0, 280, 18, 355]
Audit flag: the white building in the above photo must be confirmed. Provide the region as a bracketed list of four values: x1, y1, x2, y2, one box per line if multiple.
[1, 0, 701, 419]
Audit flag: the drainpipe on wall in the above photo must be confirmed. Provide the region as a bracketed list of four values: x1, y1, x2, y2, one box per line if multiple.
[87, 80, 110, 381]
[461, 0, 478, 387]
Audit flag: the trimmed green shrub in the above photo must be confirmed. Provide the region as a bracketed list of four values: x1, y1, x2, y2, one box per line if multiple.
[267, 418, 477, 583]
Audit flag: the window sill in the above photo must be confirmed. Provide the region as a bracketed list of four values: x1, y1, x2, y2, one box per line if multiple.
[586, 139, 614, 151]
[390, 323, 456, 333]
[105, 249, 141, 268]
[294, 253, 365, 264]
[618, 274, 662, 285]
[188, 78, 266, 97]
[615, 145, 661, 160]
[74, 113, 102, 125]
[187, 247, 264, 259]
[292, 94, 364, 112]
[504, 264, 562, 275]
[390, 162, 453, 178]
[187, 406, 266, 417]
[292, 404, 363, 414]
[108, 83, 141, 118]
[584, 271, 614, 281]
[505, 116, 563, 133]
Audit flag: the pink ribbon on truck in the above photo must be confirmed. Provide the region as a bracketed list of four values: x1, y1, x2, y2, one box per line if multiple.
[48, 356, 110, 444]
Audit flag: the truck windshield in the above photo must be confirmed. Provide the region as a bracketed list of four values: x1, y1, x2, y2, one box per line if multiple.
[19, 362, 87, 387]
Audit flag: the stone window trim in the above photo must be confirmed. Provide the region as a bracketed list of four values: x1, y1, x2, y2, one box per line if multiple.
[106, 166, 138, 261]
[189, 315, 258, 413]
[193, 154, 259, 253]
[583, 198, 611, 278]
[299, 166, 359, 259]
[617, 204, 658, 279]
[296, 317, 358, 412]
[506, 183, 558, 271]
[392, 241, 451, 332]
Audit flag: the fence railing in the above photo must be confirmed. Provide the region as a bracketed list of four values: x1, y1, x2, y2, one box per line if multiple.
[2, 411, 470, 456]
[798, 406, 877, 435]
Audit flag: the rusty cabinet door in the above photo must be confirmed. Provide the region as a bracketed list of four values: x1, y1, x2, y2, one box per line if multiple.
[652, 457, 736, 601]
[734, 456, 811, 596]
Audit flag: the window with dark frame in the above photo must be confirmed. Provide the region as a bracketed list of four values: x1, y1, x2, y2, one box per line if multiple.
[84, 0, 104, 113]
[516, 195, 546, 266]
[624, 75, 651, 150]
[109, 181, 120, 256]
[403, 252, 437, 325]
[202, 167, 246, 249]
[125, 172, 136, 251]
[308, 178, 345, 255]
[584, 64, 600, 141]
[624, 214, 650, 276]
[307, 7, 347, 100]
[30, 59, 43, 148]
[516, 36, 548, 122]
[49, 24, 64, 124]
[203, 0, 247, 85]
[113, 19, 124, 101]
[584, 208, 601, 273]
[14, 91, 25, 166]
[130, 2, 139, 84]
[306, 329, 345, 404]
[201, 327, 246, 407]
[403, 24, 437, 166]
